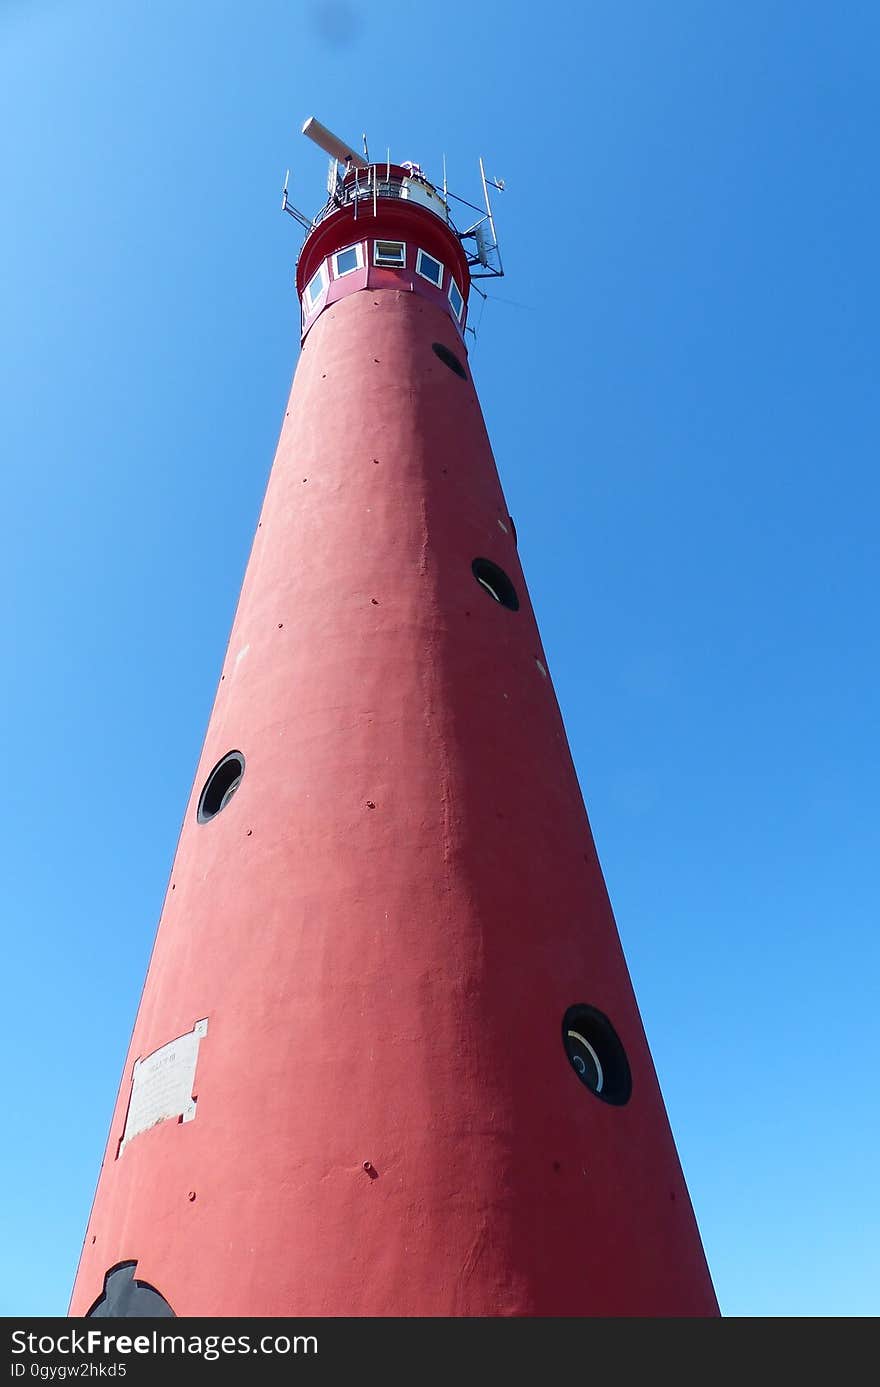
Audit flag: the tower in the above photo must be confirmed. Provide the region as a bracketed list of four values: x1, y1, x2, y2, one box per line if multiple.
[70, 119, 718, 1318]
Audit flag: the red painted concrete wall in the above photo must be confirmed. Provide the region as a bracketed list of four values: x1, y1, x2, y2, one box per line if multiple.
[70, 235, 718, 1317]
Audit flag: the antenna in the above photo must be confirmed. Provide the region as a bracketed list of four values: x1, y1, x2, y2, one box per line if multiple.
[280, 168, 313, 231]
[479, 157, 502, 272]
[302, 115, 368, 168]
[444, 159, 506, 278]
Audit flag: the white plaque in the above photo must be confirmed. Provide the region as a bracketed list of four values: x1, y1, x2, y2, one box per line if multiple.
[120, 1018, 208, 1154]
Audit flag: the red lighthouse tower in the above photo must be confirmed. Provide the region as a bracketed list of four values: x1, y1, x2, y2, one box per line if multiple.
[70, 118, 718, 1318]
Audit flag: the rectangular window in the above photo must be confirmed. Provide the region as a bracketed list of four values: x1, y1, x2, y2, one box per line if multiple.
[374, 239, 406, 268]
[448, 278, 464, 321]
[305, 263, 328, 309]
[415, 249, 444, 288]
[332, 243, 364, 278]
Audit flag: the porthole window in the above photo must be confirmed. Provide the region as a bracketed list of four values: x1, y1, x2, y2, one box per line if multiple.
[374, 239, 406, 268]
[448, 278, 464, 321]
[305, 263, 328, 310]
[562, 1004, 631, 1106]
[197, 751, 245, 823]
[432, 342, 467, 379]
[471, 558, 519, 611]
[88, 1263, 175, 1318]
[416, 249, 444, 288]
[333, 243, 364, 278]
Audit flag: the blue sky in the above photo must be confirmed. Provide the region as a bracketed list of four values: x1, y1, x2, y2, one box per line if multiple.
[2, 0, 878, 1317]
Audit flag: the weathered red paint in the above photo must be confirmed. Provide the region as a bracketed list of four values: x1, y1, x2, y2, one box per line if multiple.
[70, 182, 718, 1317]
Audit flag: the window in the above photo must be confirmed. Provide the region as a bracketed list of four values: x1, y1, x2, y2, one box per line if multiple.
[471, 558, 519, 611]
[304, 263, 328, 310]
[416, 249, 444, 288]
[197, 751, 245, 823]
[448, 278, 464, 321]
[332, 243, 364, 278]
[432, 342, 467, 379]
[562, 1004, 631, 1106]
[87, 1263, 175, 1318]
[374, 239, 406, 268]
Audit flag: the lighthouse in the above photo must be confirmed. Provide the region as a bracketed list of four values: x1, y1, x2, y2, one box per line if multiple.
[70, 118, 718, 1318]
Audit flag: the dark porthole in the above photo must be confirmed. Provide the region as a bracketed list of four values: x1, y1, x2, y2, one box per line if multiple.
[197, 750, 245, 823]
[432, 342, 467, 379]
[562, 1004, 632, 1106]
[472, 557, 519, 611]
[87, 1262, 175, 1318]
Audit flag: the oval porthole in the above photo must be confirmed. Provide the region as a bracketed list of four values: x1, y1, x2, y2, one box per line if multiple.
[472, 558, 519, 611]
[432, 342, 467, 379]
[562, 1004, 631, 1106]
[197, 751, 245, 823]
[87, 1262, 175, 1318]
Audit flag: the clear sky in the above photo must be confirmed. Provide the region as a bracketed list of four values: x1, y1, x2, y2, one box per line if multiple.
[2, 0, 878, 1318]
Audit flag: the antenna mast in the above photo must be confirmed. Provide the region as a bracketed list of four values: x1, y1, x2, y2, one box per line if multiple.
[280, 168, 312, 231]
